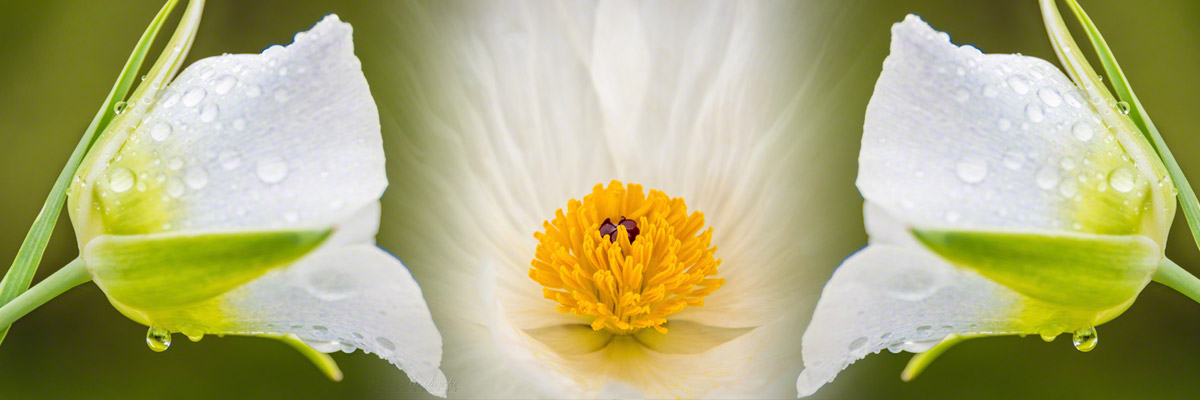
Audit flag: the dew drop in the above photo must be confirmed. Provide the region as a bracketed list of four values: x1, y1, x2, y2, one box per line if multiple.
[146, 326, 172, 352]
[376, 337, 396, 352]
[218, 151, 241, 170]
[955, 158, 988, 183]
[161, 92, 180, 108]
[168, 157, 184, 171]
[312, 326, 329, 336]
[185, 168, 208, 189]
[214, 75, 237, 95]
[1058, 178, 1079, 198]
[1109, 167, 1136, 193]
[954, 88, 970, 103]
[1036, 167, 1060, 190]
[182, 87, 207, 107]
[1071, 122, 1095, 141]
[848, 337, 868, 351]
[1025, 104, 1045, 122]
[1072, 326, 1098, 352]
[1040, 332, 1057, 342]
[108, 167, 135, 193]
[1037, 87, 1062, 107]
[1007, 75, 1030, 94]
[166, 177, 186, 198]
[199, 103, 219, 122]
[150, 122, 172, 141]
[114, 101, 128, 114]
[1002, 151, 1025, 170]
[274, 88, 290, 102]
[1115, 101, 1130, 115]
[305, 340, 343, 353]
[257, 157, 288, 183]
[245, 84, 262, 97]
[982, 84, 999, 97]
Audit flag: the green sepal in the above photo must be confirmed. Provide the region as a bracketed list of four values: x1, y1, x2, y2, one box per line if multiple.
[83, 229, 330, 311]
[265, 334, 344, 382]
[913, 229, 1159, 310]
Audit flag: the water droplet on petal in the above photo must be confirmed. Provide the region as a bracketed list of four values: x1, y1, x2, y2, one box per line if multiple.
[1109, 167, 1136, 193]
[257, 157, 289, 183]
[150, 122, 172, 141]
[1025, 104, 1045, 122]
[218, 151, 241, 170]
[199, 103, 219, 122]
[233, 118, 246, 131]
[1072, 326, 1098, 352]
[182, 87, 207, 107]
[1115, 101, 1130, 115]
[114, 101, 128, 114]
[214, 75, 237, 95]
[955, 158, 988, 183]
[108, 167, 135, 193]
[848, 337, 868, 351]
[954, 88, 970, 103]
[1071, 122, 1095, 141]
[146, 326, 172, 352]
[998, 118, 1012, 131]
[1007, 75, 1030, 94]
[166, 177, 186, 198]
[1036, 167, 1060, 190]
[1002, 151, 1025, 170]
[185, 168, 208, 189]
[1059, 178, 1079, 197]
[376, 337, 396, 352]
[245, 84, 261, 97]
[274, 88, 290, 103]
[982, 84, 999, 97]
[1037, 87, 1062, 107]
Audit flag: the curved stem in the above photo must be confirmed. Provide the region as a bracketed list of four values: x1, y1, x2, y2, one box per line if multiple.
[1153, 258, 1200, 305]
[0, 259, 91, 329]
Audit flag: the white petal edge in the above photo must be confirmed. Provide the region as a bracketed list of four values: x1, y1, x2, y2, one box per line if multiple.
[116, 14, 384, 232]
[796, 245, 1027, 397]
[859, 15, 1157, 236]
[216, 245, 446, 396]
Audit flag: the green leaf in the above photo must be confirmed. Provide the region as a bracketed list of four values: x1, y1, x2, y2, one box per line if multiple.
[913, 229, 1159, 309]
[84, 229, 330, 311]
[0, 0, 181, 346]
[1056, 0, 1200, 270]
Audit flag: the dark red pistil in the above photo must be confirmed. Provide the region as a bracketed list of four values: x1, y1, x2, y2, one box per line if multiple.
[599, 217, 639, 243]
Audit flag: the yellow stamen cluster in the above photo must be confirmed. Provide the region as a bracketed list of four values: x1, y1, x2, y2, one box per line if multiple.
[529, 181, 723, 335]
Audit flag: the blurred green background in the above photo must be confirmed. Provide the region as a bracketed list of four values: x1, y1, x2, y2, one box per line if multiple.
[1, 0, 1198, 398]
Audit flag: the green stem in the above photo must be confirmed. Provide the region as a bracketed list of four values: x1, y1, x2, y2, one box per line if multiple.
[0, 259, 91, 330]
[1154, 259, 1200, 305]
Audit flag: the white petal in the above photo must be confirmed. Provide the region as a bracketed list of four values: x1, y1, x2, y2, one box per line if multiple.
[216, 245, 446, 395]
[796, 245, 1027, 397]
[118, 15, 383, 232]
[859, 16, 1158, 236]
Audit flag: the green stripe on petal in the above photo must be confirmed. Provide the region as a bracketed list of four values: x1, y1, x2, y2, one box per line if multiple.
[913, 229, 1159, 311]
[83, 228, 329, 314]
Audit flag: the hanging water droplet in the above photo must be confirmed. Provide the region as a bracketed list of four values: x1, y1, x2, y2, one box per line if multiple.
[1071, 122, 1094, 141]
[1007, 75, 1030, 94]
[257, 157, 289, 183]
[182, 87, 207, 107]
[955, 158, 988, 183]
[1109, 167, 1136, 193]
[146, 326, 172, 352]
[1039, 332, 1056, 342]
[214, 75, 238, 95]
[150, 121, 172, 141]
[199, 103, 219, 122]
[1037, 87, 1062, 107]
[114, 101, 129, 114]
[1072, 327, 1098, 352]
[1115, 101, 1130, 115]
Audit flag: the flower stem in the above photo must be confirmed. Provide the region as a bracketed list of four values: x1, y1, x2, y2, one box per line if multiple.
[0, 259, 91, 329]
[1153, 258, 1200, 305]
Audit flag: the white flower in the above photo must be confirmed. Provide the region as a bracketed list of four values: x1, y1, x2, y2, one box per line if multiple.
[384, 1, 850, 398]
[67, 12, 446, 395]
[796, 15, 1174, 396]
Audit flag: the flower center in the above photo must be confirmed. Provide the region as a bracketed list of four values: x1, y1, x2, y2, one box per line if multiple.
[529, 181, 724, 335]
